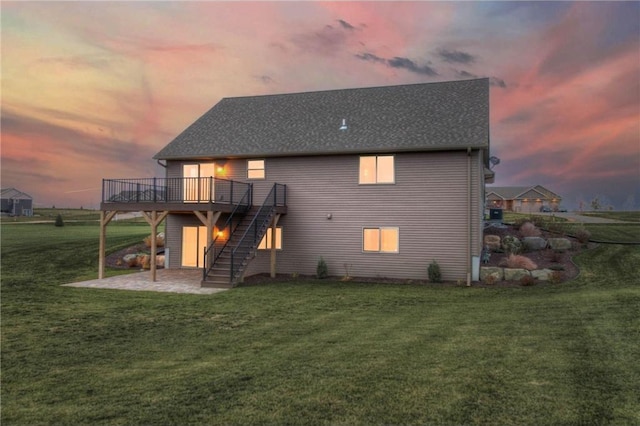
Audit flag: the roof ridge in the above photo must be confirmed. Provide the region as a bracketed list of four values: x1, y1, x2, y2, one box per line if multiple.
[221, 77, 489, 102]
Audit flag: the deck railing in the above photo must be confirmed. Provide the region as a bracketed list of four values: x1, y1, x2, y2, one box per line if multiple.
[102, 177, 251, 206]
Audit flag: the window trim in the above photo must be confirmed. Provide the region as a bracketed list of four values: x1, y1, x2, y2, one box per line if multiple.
[359, 155, 395, 185]
[247, 159, 265, 180]
[258, 227, 282, 250]
[362, 227, 399, 253]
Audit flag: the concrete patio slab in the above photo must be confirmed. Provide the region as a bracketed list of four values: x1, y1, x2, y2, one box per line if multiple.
[62, 269, 227, 295]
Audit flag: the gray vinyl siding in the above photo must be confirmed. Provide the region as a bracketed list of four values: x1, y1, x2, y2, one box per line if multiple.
[250, 151, 479, 281]
[163, 151, 483, 281]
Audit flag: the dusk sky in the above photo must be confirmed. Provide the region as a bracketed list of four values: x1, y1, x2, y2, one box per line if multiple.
[2, 1, 639, 210]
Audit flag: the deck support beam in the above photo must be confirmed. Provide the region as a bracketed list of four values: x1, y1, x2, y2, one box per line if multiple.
[98, 210, 118, 279]
[141, 211, 169, 282]
[270, 214, 281, 278]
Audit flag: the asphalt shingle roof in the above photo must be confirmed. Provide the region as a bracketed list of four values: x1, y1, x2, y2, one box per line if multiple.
[154, 78, 490, 160]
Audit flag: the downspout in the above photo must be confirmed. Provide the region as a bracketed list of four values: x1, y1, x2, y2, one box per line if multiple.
[467, 147, 472, 287]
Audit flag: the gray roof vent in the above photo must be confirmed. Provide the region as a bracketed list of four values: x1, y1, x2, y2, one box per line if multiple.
[339, 118, 348, 131]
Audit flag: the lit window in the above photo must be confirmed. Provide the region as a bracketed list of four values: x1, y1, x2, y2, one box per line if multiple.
[359, 155, 394, 184]
[258, 227, 282, 250]
[247, 160, 265, 179]
[363, 227, 399, 253]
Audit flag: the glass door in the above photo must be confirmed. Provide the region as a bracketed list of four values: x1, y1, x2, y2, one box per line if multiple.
[181, 226, 208, 267]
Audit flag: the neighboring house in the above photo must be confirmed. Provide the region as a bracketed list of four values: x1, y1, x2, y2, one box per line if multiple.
[100, 78, 493, 286]
[0, 188, 33, 216]
[486, 185, 562, 213]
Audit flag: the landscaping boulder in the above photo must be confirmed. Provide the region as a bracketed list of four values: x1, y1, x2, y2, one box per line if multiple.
[531, 269, 553, 281]
[548, 238, 572, 251]
[484, 235, 501, 251]
[522, 237, 547, 251]
[123, 254, 138, 267]
[155, 255, 165, 267]
[480, 267, 503, 282]
[504, 268, 530, 281]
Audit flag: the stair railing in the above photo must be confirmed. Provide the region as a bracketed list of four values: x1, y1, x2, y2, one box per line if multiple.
[230, 184, 286, 283]
[202, 185, 252, 281]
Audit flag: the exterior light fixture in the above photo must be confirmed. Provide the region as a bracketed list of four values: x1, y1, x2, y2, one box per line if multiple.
[339, 119, 348, 130]
[327, 213, 332, 220]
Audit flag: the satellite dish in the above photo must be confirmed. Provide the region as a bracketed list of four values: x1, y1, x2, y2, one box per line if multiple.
[489, 156, 500, 169]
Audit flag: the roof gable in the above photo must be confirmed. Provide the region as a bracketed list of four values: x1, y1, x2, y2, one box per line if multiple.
[488, 185, 562, 200]
[155, 78, 490, 160]
[0, 188, 32, 200]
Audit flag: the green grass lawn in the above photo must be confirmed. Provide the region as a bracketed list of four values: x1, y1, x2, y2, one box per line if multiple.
[579, 211, 640, 222]
[2, 223, 639, 425]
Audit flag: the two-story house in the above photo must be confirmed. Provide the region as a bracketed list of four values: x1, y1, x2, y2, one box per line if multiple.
[100, 78, 493, 287]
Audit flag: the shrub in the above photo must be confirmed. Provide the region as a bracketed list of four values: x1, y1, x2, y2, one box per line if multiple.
[54, 214, 64, 227]
[316, 257, 328, 279]
[502, 235, 522, 255]
[483, 274, 497, 285]
[506, 254, 538, 270]
[428, 260, 442, 283]
[574, 227, 592, 244]
[549, 271, 565, 284]
[520, 275, 536, 286]
[519, 222, 541, 238]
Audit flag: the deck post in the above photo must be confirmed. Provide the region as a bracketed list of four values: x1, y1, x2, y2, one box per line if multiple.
[194, 210, 221, 270]
[270, 214, 281, 278]
[141, 210, 169, 282]
[98, 210, 118, 279]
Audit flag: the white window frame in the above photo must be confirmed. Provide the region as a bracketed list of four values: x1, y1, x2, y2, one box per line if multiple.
[247, 159, 265, 180]
[362, 227, 399, 253]
[258, 227, 282, 250]
[359, 155, 395, 184]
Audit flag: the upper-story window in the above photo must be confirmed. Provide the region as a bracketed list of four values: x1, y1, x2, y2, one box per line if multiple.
[359, 155, 395, 184]
[247, 159, 265, 179]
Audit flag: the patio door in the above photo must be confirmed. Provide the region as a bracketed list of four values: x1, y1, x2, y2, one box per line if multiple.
[182, 226, 208, 267]
[183, 163, 216, 202]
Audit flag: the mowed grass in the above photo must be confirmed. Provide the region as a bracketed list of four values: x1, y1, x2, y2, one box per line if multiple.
[579, 211, 640, 222]
[2, 223, 639, 425]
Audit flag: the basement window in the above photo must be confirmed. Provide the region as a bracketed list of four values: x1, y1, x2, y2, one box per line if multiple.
[363, 227, 399, 253]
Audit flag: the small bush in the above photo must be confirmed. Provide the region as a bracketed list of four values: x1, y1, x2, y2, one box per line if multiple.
[519, 222, 541, 238]
[428, 260, 442, 283]
[54, 214, 64, 227]
[502, 235, 522, 255]
[316, 257, 328, 279]
[506, 254, 538, 270]
[549, 271, 565, 284]
[520, 275, 536, 286]
[574, 227, 592, 244]
[483, 274, 497, 285]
